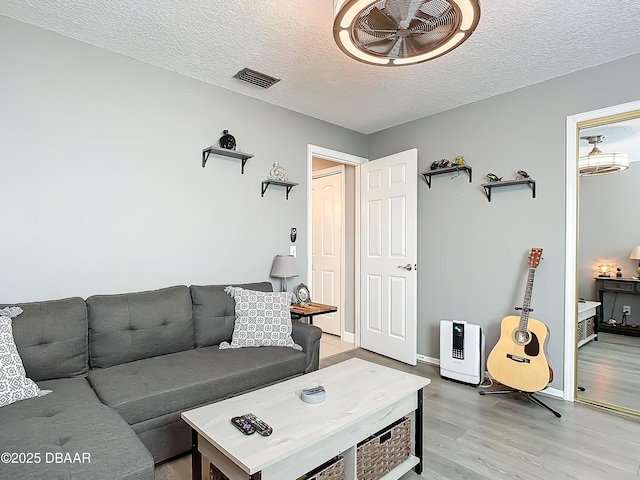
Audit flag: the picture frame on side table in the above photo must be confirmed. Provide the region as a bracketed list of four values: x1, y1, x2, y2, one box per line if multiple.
[294, 283, 310, 304]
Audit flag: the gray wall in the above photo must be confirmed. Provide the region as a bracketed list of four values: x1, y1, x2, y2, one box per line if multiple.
[0, 16, 367, 302]
[579, 162, 640, 322]
[367, 53, 640, 389]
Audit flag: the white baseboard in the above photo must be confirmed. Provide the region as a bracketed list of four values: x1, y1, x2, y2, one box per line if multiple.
[417, 354, 439, 366]
[342, 332, 355, 344]
[540, 386, 564, 399]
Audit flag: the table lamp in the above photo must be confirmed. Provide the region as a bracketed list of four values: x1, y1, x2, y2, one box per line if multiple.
[270, 255, 298, 292]
[630, 246, 640, 278]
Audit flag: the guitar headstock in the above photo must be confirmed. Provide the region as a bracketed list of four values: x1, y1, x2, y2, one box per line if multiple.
[528, 248, 543, 268]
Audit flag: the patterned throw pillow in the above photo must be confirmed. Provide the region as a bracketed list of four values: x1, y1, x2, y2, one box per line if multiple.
[0, 307, 45, 407]
[220, 288, 302, 351]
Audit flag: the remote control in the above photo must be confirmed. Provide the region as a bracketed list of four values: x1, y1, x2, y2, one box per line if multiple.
[302, 386, 325, 395]
[244, 413, 273, 436]
[230, 416, 256, 435]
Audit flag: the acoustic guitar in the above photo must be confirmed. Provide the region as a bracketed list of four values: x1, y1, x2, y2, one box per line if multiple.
[486, 248, 553, 392]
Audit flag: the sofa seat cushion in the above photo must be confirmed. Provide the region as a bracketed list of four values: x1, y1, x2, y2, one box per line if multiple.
[0, 378, 153, 480]
[88, 345, 307, 425]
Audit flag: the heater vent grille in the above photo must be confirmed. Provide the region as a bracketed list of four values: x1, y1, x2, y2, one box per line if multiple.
[234, 68, 280, 89]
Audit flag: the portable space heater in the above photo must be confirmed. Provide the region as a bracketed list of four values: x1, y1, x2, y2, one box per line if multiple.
[439, 320, 485, 386]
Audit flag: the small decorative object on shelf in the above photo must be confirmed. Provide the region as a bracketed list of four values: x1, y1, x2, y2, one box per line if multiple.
[268, 162, 290, 182]
[218, 130, 236, 150]
[486, 173, 502, 182]
[616, 268, 623, 278]
[452, 155, 466, 166]
[430, 159, 451, 170]
[261, 163, 298, 199]
[516, 170, 530, 179]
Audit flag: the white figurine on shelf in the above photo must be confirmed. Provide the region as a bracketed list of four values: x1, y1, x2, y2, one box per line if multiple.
[268, 162, 289, 182]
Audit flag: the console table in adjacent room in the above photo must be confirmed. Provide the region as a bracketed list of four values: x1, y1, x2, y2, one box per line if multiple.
[594, 277, 640, 337]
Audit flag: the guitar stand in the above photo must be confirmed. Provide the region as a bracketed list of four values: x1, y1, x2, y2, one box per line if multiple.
[479, 388, 562, 418]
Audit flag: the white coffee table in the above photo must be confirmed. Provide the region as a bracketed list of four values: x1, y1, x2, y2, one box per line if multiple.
[181, 357, 430, 480]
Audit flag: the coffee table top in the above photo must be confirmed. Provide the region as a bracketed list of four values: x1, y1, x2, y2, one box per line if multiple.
[181, 357, 430, 475]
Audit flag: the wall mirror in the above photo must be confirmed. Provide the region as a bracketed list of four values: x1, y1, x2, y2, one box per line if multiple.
[576, 112, 640, 414]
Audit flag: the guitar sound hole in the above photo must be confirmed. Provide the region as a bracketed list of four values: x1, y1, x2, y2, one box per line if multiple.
[514, 330, 530, 344]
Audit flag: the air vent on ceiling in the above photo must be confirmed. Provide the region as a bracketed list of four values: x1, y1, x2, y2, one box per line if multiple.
[233, 68, 280, 89]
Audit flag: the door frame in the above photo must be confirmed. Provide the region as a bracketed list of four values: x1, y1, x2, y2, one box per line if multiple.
[307, 145, 367, 345]
[564, 99, 640, 402]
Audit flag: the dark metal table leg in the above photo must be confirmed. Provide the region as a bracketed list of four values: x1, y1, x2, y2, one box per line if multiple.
[415, 389, 423, 474]
[191, 429, 202, 480]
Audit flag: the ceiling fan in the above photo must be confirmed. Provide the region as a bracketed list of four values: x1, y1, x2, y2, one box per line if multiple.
[333, 0, 481, 66]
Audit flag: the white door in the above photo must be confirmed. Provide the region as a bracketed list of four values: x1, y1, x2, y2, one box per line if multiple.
[360, 149, 418, 365]
[312, 166, 343, 336]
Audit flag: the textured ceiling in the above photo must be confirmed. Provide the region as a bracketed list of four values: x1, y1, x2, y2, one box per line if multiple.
[2, 0, 640, 134]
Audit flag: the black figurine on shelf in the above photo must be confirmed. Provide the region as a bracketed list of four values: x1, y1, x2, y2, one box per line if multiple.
[219, 130, 236, 150]
[616, 267, 622, 278]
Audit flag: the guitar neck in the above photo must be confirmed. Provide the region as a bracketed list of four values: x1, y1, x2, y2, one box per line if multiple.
[519, 268, 536, 331]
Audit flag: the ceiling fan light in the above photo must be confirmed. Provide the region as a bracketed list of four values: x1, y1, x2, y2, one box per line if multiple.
[579, 152, 629, 176]
[459, 0, 481, 30]
[336, 0, 370, 29]
[333, 0, 481, 67]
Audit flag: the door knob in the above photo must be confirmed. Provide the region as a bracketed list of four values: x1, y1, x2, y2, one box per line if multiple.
[397, 264, 413, 271]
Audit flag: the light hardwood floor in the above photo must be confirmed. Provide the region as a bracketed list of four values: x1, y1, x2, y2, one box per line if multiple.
[577, 332, 640, 412]
[157, 343, 640, 480]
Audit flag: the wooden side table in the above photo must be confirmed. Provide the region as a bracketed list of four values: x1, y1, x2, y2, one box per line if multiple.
[290, 302, 337, 325]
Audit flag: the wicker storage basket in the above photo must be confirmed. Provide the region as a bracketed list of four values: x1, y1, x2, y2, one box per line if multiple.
[577, 323, 585, 342]
[586, 317, 595, 337]
[302, 456, 345, 480]
[209, 462, 229, 480]
[356, 417, 411, 480]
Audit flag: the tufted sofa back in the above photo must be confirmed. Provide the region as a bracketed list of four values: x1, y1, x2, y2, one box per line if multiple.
[189, 282, 273, 347]
[2, 297, 89, 381]
[87, 285, 194, 369]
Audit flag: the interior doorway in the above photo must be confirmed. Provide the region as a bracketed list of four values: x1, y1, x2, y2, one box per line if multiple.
[311, 164, 344, 336]
[307, 145, 367, 345]
[565, 99, 640, 410]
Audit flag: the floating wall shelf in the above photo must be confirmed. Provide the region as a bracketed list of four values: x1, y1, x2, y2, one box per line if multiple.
[202, 147, 254, 173]
[261, 180, 298, 200]
[420, 165, 472, 188]
[481, 178, 536, 202]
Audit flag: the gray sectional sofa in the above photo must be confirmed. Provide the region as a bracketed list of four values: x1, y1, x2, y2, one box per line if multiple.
[0, 282, 322, 480]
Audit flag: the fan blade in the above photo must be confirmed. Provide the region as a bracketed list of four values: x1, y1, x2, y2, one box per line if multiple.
[386, 37, 405, 58]
[365, 6, 399, 32]
[384, 0, 425, 29]
[361, 36, 396, 50]
[400, 36, 423, 56]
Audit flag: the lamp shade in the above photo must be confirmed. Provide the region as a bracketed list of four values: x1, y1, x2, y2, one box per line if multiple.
[270, 255, 298, 279]
[630, 246, 640, 260]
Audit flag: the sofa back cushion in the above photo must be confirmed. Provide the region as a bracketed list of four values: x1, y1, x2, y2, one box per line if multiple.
[1, 297, 89, 381]
[87, 285, 194, 369]
[189, 282, 273, 347]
